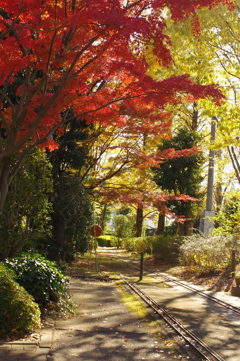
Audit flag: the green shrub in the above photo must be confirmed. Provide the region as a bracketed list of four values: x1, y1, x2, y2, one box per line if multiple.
[112, 236, 123, 248]
[151, 235, 183, 263]
[134, 237, 153, 254]
[5, 254, 70, 310]
[122, 237, 154, 254]
[0, 263, 40, 337]
[122, 238, 136, 252]
[97, 236, 114, 247]
[179, 234, 239, 272]
[122, 235, 183, 261]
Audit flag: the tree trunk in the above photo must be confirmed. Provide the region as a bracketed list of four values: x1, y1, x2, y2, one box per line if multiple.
[100, 203, 107, 233]
[191, 102, 199, 131]
[215, 150, 224, 212]
[177, 219, 193, 236]
[157, 212, 165, 235]
[49, 206, 66, 262]
[177, 206, 193, 236]
[135, 206, 143, 237]
[228, 146, 240, 185]
[0, 160, 11, 214]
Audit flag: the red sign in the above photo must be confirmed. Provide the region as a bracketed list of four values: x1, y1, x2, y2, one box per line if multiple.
[90, 224, 102, 237]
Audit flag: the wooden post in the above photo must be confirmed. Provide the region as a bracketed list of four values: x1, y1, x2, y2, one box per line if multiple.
[135, 206, 144, 281]
[90, 225, 102, 273]
[139, 252, 144, 281]
[231, 249, 236, 277]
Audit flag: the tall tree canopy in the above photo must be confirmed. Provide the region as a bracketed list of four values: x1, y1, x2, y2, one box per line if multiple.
[0, 0, 231, 211]
[147, 1, 240, 192]
[152, 127, 204, 235]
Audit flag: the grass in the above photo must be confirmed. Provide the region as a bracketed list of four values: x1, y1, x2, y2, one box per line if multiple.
[68, 247, 235, 292]
[67, 251, 129, 279]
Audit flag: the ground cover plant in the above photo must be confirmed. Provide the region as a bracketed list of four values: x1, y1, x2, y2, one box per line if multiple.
[5, 254, 72, 316]
[179, 234, 240, 272]
[0, 263, 41, 337]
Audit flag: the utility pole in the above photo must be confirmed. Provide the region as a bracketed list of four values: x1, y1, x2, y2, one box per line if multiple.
[199, 118, 216, 235]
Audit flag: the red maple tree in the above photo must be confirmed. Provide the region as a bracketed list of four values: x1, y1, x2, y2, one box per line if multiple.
[0, 0, 232, 211]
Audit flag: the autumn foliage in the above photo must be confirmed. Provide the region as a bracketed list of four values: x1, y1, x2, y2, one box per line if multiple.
[0, 0, 233, 211]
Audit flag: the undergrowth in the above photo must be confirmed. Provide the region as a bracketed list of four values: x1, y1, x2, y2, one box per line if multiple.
[0, 263, 41, 337]
[5, 253, 74, 317]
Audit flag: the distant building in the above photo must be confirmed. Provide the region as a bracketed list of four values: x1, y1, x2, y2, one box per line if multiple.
[145, 228, 157, 237]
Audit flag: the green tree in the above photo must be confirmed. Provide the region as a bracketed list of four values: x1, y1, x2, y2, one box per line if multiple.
[147, 2, 240, 200]
[112, 214, 133, 248]
[48, 118, 93, 262]
[50, 177, 92, 261]
[152, 128, 204, 235]
[213, 192, 240, 235]
[0, 149, 52, 260]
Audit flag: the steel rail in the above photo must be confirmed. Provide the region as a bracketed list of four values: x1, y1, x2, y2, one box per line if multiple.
[101, 249, 240, 316]
[120, 274, 226, 361]
[109, 251, 240, 316]
[153, 273, 240, 316]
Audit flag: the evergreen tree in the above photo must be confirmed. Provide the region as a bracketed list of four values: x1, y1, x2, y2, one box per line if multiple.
[152, 128, 204, 235]
[48, 118, 93, 261]
[0, 149, 52, 259]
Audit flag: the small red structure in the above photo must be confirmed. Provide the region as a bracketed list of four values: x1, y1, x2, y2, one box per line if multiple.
[90, 224, 102, 237]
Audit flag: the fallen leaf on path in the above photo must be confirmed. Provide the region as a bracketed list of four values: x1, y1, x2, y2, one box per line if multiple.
[164, 340, 173, 346]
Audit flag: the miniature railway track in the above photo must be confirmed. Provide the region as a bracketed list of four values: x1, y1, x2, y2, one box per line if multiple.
[120, 274, 226, 361]
[106, 249, 240, 316]
[153, 272, 240, 316]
